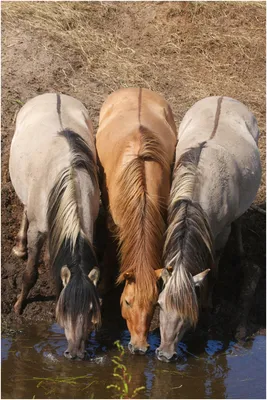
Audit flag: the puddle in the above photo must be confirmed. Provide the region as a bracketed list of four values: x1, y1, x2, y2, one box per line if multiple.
[1, 322, 265, 399]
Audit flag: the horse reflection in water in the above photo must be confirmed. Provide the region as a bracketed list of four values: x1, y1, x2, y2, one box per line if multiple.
[151, 336, 232, 399]
[157, 96, 262, 362]
[9, 93, 101, 359]
[1, 324, 260, 399]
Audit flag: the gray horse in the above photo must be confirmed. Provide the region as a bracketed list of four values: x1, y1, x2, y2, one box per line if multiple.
[9, 93, 101, 359]
[156, 96, 262, 362]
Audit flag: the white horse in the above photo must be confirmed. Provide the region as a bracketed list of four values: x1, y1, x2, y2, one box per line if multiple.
[156, 96, 262, 362]
[9, 93, 101, 359]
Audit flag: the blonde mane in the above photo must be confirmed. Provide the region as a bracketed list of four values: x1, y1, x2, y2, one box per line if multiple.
[48, 129, 98, 264]
[116, 125, 170, 306]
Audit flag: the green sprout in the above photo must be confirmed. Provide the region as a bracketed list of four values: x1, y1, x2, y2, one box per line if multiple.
[107, 340, 145, 399]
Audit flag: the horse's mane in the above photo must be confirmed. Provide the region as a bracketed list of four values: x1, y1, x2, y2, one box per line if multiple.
[116, 125, 170, 306]
[47, 129, 101, 328]
[163, 142, 214, 326]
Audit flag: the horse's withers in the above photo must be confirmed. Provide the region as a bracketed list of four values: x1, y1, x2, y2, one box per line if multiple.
[9, 93, 101, 360]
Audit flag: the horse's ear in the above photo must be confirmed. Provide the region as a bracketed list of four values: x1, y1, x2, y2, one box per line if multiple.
[154, 269, 163, 279]
[155, 266, 173, 280]
[155, 266, 172, 285]
[124, 272, 135, 282]
[88, 267, 100, 286]
[61, 266, 71, 287]
[161, 267, 172, 286]
[193, 269, 210, 286]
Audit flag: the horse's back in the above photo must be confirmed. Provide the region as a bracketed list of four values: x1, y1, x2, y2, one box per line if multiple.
[98, 87, 176, 139]
[176, 96, 261, 234]
[97, 87, 177, 173]
[178, 96, 259, 148]
[9, 93, 95, 227]
[13, 93, 93, 147]
[99, 87, 173, 123]
[177, 96, 260, 172]
[96, 87, 177, 234]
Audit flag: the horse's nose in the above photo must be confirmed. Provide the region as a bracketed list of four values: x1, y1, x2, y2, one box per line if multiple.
[77, 350, 87, 360]
[156, 348, 177, 362]
[64, 350, 87, 360]
[64, 350, 76, 360]
[128, 342, 149, 355]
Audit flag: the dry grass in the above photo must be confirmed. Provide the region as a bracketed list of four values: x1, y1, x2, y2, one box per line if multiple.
[2, 1, 266, 204]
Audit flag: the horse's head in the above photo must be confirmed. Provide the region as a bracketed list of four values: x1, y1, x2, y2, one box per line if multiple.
[56, 266, 101, 360]
[156, 267, 210, 362]
[120, 269, 162, 354]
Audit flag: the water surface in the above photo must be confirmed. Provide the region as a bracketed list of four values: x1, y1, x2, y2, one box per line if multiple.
[1, 322, 265, 399]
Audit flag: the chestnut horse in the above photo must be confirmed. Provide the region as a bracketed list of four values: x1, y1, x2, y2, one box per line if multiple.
[156, 96, 262, 362]
[9, 93, 101, 359]
[96, 88, 177, 354]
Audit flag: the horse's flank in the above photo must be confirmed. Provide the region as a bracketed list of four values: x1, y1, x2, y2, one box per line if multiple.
[163, 143, 214, 326]
[116, 125, 170, 306]
[47, 128, 101, 327]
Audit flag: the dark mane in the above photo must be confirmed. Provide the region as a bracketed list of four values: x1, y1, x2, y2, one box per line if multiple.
[164, 199, 213, 277]
[59, 129, 98, 185]
[54, 234, 101, 330]
[47, 128, 101, 329]
[163, 144, 214, 326]
[52, 233, 98, 297]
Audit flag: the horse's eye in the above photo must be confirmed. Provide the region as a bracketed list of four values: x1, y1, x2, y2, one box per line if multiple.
[125, 300, 130, 307]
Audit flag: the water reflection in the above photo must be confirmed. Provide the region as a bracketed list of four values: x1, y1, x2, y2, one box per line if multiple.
[148, 336, 228, 399]
[1, 323, 265, 399]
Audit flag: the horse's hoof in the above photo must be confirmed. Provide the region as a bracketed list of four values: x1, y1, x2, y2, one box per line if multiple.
[12, 246, 27, 259]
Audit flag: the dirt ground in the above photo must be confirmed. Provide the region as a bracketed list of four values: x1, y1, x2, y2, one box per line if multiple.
[1, 2, 266, 337]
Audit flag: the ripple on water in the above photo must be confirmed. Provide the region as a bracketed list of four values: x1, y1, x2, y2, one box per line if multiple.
[1, 323, 266, 399]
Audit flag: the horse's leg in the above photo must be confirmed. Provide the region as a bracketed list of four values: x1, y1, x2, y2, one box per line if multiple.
[231, 217, 245, 264]
[201, 228, 231, 328]
[14, 222, 45, 314]
[235, 262, 261, 340]
[231, 219, 261, 339]
[204, 226, 231, 310]
[12, 207, 28, 259]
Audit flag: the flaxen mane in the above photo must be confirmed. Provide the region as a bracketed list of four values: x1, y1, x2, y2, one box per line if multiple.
[163, 142, 214, 326]
[47, 129, 101, 330]
[116, 125, 169, 306]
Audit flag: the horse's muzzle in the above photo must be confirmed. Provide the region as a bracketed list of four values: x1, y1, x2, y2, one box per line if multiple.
[64, 350, 86, 360]
[155, 348, 177, 362]
[128, 342, 148, 355]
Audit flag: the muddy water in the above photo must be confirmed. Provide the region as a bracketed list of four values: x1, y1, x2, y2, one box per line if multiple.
[1, 321, 265, 399]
